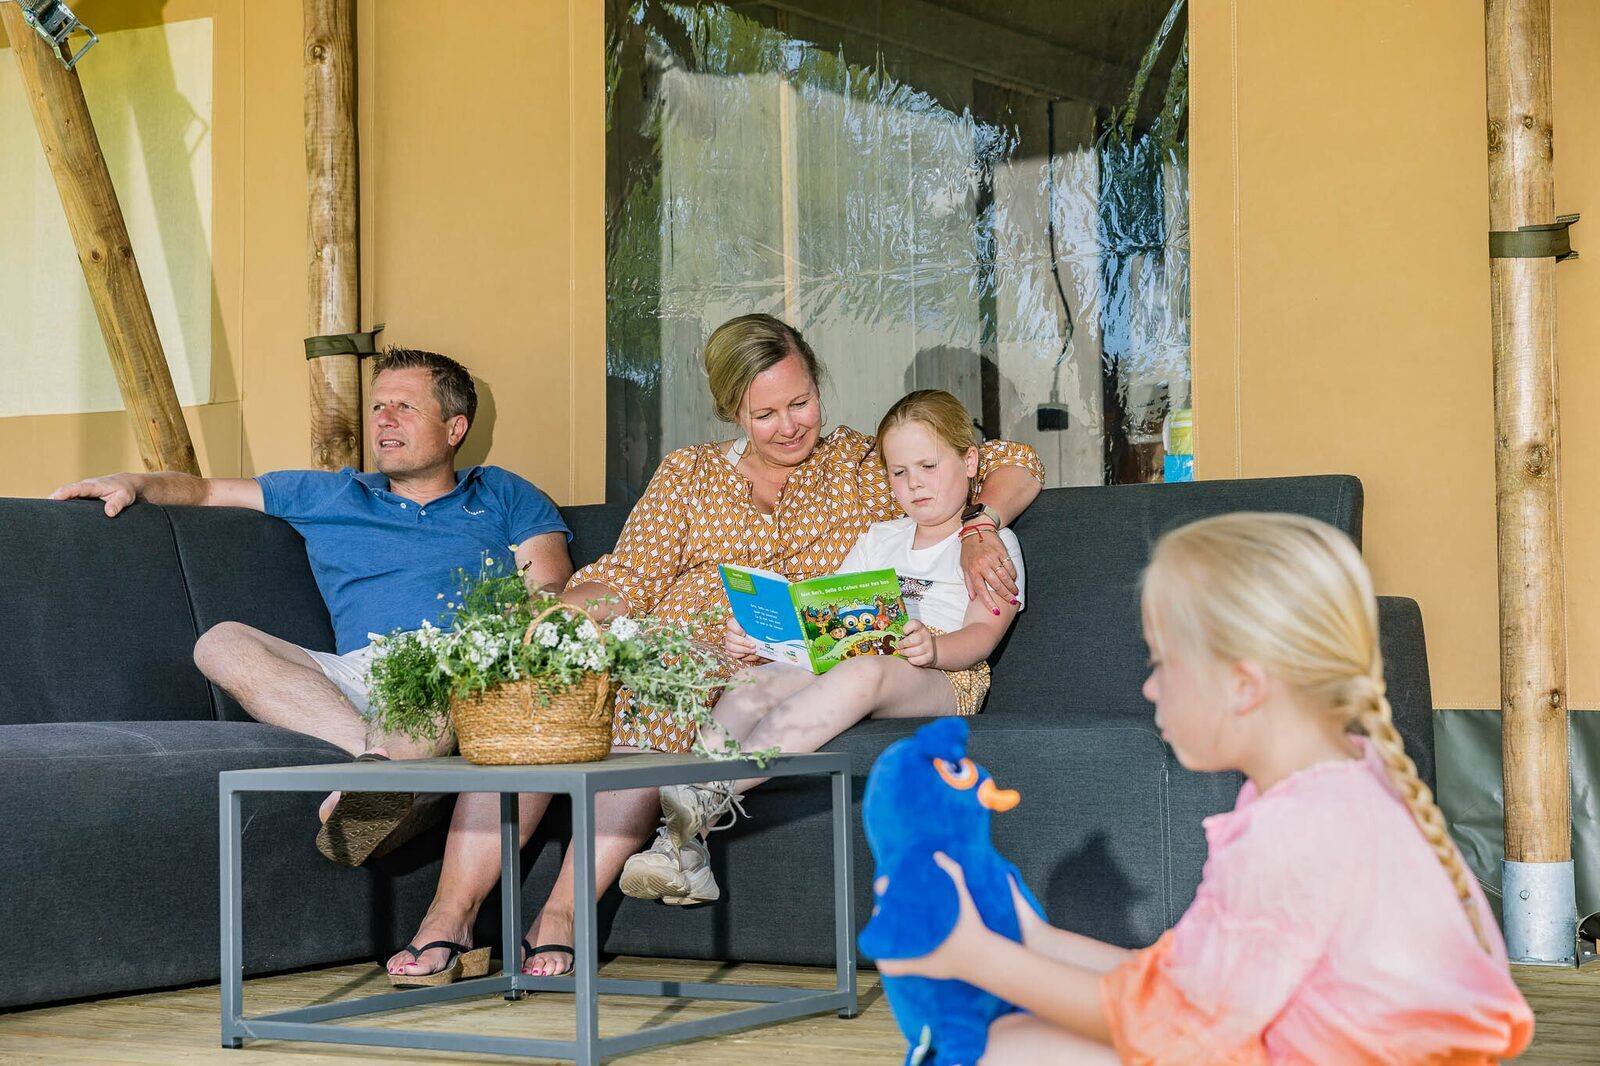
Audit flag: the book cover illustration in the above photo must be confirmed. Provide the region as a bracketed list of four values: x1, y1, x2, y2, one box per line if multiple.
[721, 565, 907, 674]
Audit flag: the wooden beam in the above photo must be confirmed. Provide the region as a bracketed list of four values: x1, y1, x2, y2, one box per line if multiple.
[1485, 0, 1570, 870]
[1, 3, 200, 475]
[304, 0, 362, 471]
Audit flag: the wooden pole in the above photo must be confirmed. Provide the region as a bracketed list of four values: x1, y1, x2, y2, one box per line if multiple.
[304, 0, 362, 471]
[2, 4, 200, 475]
[1485, 0, 1572, 961]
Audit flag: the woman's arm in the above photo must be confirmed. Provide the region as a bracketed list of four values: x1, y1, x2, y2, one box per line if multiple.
[563, 451, 693, 621]
[563, 581, 631, 622]
[971, 462, 1042, 528]
[963, 443, 1044, 612]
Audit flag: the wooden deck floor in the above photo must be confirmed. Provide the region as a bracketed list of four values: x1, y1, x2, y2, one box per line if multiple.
[0, 956, 1591, 1063]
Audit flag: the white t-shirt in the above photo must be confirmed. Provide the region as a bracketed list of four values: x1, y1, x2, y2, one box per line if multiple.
[837, 517, 1026, 634]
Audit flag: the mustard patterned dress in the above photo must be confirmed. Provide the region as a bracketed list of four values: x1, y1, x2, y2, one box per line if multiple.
[568, 426, 1044, 752]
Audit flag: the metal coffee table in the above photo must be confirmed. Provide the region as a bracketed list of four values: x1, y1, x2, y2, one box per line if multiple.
[218, 751, 856, 1063]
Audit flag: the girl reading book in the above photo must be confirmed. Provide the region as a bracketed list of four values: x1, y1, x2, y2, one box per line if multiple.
[619, 388, 1025, 905]
[876, 513, 1533, 1064]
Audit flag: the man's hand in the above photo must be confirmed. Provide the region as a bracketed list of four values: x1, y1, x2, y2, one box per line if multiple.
[724, 614, 763, 662]
[47, 472, 259, 515]
[49, 474, 142, 517]
[898, 618, 938, 667]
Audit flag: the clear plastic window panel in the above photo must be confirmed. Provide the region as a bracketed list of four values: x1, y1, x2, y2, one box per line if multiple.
[604, 0, 1189, 502]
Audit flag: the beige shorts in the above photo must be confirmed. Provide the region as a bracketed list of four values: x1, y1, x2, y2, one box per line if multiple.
[925, 626, 991, 716]
[302, 642, 379, 719]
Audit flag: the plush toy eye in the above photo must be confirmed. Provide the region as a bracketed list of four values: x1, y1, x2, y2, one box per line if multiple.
[934, 757, 979, 790]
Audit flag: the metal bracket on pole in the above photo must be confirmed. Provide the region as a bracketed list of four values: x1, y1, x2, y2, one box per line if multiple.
[5, 0, 98, 69]
[1490, 212, 1580, 261]
[304, 323, 384, 360]
[1503, 859, 1577, 966]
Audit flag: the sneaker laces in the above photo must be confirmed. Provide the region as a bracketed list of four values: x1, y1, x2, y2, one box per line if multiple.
[696, 782, 747, 836]
[644, 824, 680, 857]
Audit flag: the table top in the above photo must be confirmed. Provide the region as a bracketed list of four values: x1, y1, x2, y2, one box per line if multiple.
[219, 750, 851, 794]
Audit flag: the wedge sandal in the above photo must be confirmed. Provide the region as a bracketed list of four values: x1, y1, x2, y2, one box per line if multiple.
[387, 940, 492, 988]
[314, 753, 444, 867]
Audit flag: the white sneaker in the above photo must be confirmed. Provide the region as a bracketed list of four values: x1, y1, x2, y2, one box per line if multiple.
[660, 782, 746, 849]
[619, 826, 720, 905]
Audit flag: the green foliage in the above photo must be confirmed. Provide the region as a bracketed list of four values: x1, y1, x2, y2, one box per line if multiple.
[364, 555, 774, 765]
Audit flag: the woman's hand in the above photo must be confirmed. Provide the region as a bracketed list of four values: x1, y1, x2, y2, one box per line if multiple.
[875, 852, 1001, 980]
[898, 619, 938, 667]
[959, 527, 1019, 616]
[724, 614, 763, 662]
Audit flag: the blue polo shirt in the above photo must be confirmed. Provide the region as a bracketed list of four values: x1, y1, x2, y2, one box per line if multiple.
[257, 466, 570, 653]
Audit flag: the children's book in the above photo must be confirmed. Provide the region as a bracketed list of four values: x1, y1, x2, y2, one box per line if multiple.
[720, 564, 908, 674]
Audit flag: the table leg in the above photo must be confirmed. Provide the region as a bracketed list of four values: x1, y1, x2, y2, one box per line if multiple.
[219, 787, 244, 1048]
[832, 768, 858, 1018]
[500, 791, 524, 1001]
[572, 784, 598, 1066]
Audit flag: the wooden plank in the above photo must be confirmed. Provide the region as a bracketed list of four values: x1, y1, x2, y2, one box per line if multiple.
[0, 4, 200, 476]
[303, 0, 362, 471]
[0, 955, 1591, 1063]
[1484, 0, 1571, 865]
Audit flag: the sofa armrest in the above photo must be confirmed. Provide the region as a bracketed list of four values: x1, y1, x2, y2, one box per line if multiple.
[1378, 596, 1434, 792]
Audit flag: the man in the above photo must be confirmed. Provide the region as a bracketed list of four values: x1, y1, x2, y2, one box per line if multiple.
[50, 347, 573, 864]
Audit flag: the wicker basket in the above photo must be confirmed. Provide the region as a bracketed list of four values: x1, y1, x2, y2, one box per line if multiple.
[448, 603, 616, 765]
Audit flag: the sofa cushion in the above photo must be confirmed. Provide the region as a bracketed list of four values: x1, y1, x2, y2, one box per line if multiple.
[162, 506, 336, 722]
[0, 720, 448, 1009]
[562, 501, 634, 572]
[0, 499, 213, 726]
[991, 476, 1363, 724]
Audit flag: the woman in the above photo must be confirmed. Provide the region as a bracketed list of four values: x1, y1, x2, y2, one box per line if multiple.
[388, 314, 1043, 983]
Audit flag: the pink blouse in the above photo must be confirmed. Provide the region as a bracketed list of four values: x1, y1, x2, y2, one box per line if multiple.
[1101, 737, 1533, 1064]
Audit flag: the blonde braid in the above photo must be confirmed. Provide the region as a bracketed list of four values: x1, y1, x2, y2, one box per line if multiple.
[1354, 677, 1491, 954]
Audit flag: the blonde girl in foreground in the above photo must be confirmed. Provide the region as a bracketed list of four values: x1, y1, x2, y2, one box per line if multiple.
[879, 513, 1533, 1064]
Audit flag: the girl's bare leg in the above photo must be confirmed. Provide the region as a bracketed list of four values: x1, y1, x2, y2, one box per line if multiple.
[980, 1013, 1120, 1065]
[698, 662, 819, 752]
[721, 656, 956, 793]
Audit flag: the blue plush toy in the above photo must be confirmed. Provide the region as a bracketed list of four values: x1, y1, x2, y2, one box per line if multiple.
[858, 717, 1046, 1066]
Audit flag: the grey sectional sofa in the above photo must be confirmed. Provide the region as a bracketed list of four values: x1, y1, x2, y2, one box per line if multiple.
[0, 474, 1434, 1009]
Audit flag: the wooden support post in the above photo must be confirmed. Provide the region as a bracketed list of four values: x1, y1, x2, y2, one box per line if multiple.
[1484, 0, 1573, 963]
[2, 4, 200, 475]
[304, 0, 362, 471]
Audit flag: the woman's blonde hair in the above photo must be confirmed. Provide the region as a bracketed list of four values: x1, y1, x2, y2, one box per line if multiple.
[1141, 512, 1490, 953]
[875, 389, 980, 470]
[702, 313, 826, 424]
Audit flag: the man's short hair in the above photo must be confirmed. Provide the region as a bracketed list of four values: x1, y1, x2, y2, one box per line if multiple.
[370, 347, 478, 435]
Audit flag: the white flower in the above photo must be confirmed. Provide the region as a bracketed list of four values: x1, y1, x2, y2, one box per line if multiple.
[484, 557, 495, 568]
[577, 621, 599, 642]
[535, 623, 560, 648]
[608, 616, 640, 641]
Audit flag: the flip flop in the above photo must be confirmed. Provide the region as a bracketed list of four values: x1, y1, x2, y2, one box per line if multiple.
[521, 938, 576, 978]
[314, 754, 444, 866]
[387, 940, 492, 988]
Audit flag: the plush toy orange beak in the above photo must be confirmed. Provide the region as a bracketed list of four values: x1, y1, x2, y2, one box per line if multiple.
[978, 777, 1020, 812]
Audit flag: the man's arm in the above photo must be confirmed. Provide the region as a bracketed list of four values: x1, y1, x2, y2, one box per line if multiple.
[49, 472, 264, 518]
[514, 532, 574, 596]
